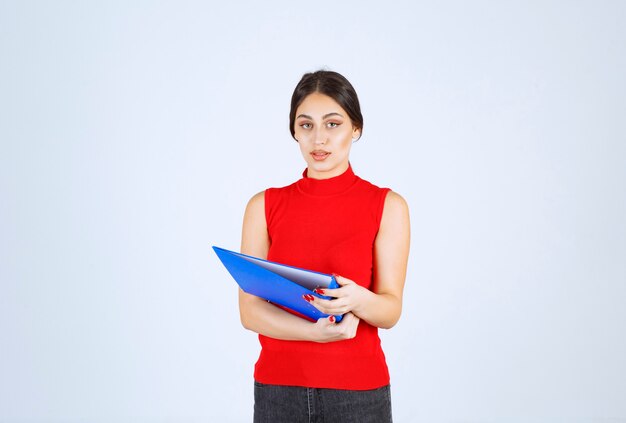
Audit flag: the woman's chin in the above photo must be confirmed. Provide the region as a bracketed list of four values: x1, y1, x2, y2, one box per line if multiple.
[307, 157, 333, 169]
[306, 160, 349, 178]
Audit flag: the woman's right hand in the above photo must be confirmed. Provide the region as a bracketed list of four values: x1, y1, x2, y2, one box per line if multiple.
[311, 312, 360, 343]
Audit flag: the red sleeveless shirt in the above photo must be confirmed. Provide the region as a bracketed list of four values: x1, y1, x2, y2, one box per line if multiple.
[255, 164, 391, 390]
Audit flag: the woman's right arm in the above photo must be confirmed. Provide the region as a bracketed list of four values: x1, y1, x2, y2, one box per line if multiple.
[238, 191, 359, 343]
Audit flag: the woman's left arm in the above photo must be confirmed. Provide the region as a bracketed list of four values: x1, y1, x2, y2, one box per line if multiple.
[309, 191, 410, 329]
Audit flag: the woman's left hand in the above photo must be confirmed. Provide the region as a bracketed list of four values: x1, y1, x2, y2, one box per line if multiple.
[306, 274, 371, 317]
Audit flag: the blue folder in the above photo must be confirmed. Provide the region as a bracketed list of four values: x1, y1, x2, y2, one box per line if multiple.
[212, 246, 343, 322]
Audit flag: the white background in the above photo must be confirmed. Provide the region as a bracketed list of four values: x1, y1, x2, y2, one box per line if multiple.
[1, 1, 625, 422]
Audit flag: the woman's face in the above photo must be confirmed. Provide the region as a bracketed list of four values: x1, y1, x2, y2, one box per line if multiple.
[293, 92, 361, 179]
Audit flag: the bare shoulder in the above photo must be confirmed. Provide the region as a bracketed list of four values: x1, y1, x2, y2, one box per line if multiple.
[246, 190, 266, 212]
[241, 190, 269, 256]
[243, 190, 266, 230]
[383, 190, 409, 217]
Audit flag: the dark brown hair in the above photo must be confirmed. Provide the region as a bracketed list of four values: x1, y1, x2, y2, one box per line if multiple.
[289, 70, 364, 141]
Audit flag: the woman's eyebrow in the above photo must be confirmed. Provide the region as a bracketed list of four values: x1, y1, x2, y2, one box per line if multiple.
[296, 112, 344, 120]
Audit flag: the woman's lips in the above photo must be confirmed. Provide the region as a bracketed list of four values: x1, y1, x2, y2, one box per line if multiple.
[311, 150, 331, 161]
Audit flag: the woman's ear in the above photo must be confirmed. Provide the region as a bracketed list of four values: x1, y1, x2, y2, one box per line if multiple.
[352, 127, 362, 142]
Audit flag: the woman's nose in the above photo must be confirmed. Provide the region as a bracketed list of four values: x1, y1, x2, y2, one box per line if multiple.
[314, 129, 327, 145]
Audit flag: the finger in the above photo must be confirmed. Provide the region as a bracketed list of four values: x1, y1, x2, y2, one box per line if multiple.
[310, 297, 350, 315]
[304, 295, 332, 313]
[333, 274, 354, 286]
[335, 313, 359, 336]
[342, 312, 359, 324]
[317, 315, 337, 325]
[310, 300, 350, 318]
[314, 287, 341, 298]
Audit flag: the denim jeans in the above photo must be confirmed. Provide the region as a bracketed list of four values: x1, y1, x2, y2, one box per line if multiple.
[253, 381, 393, 423]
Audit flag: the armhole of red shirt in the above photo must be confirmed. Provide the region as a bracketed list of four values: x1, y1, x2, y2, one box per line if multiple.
[375, 188, 392, 229]
[263, 188, 271, 229]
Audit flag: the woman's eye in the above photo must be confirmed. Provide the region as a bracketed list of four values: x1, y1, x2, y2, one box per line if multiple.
[301, 123, 312, 129]
[327, 122, 340, 128]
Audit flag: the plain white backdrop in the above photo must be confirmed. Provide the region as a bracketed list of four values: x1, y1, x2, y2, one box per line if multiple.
[1, 1, 625, 422]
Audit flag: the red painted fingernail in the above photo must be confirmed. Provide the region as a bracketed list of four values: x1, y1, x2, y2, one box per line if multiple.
[302, 295, 311, 302]
[306, 294, 315, 302]
[314, 288, 325, 295]
[329, 315, 335, 323]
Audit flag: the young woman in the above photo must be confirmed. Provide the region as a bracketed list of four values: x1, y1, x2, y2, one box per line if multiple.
[239, 70, 410, 423]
